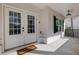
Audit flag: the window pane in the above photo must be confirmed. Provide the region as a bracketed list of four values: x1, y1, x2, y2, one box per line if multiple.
[9, 23, 14, 28]
[28, 15, 33, 19]
[32, 25, 34, 28]
[28, 25, 33, 28]
[14, 28, 17, 34]
[9, 11, 13, 16]
[30, 29, 32, 33]
[32, 20, 34, 24]
[18, 13, 21, 18]
[17, 29, 21, 34]
[14, 18, 18, 23]
[28, 15, 31, 19]
[28, 29, 30, 33]
[14, 12, 17, 17]
[9, 17, 13, 22]
[9, 11, 21, 35]
[28, 29, 32, 33]
[29, 20, 32, 24]
[27, 15, 35, 33]
[18, 24, 21, 28]
[14, 23, 18, 28]
[33, 16, 35, 20]
[18, 19, 21, 23]
[32, 28, 35, 33]
[9, 29, 14, 35]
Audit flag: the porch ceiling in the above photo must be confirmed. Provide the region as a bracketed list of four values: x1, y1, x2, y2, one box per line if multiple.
[30, 3, 79, 17]
[5, 3, 79, 17]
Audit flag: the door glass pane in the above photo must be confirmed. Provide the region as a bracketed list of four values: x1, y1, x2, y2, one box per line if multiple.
[28, 29, 32, 33]
[9, 23, 14, 28]
[14, 18, 18, 23]
[14, 23, 18, 28]
[9, 17, 13, 22]
[32, 28, 35, 33]
[14, 12, 17, 17]
[9, 11, 13, 16]
[14, 28, 17, 34]
[17, 29, 21, 34]
[18, 13, 21, 18]
[9, 11, 21, 35]
[18, 19, 21, 23]
[27, 15, 35, 33]
[29, 20, 32, 24]
[28, 25, 32, 28]
[9, 29, 14, 35]
[18, 24, 21, 28]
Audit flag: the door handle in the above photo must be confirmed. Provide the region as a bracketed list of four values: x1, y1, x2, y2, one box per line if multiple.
[22, 27, 24, 29]
[22, 30, 24, 32]
[22, 27, 24, 32]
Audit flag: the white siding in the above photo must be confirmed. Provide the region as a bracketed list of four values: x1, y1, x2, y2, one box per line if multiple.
[65, 16, 79, 29]
[73, 17, 79, 29]
[39, 6, 65, 44]
[0, 4, 2, 43]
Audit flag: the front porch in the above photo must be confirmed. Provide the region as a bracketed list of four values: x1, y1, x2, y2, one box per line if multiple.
[2, 37, 79, 55]
[1, 37, 70, 55]
[0, 3, 79, 55]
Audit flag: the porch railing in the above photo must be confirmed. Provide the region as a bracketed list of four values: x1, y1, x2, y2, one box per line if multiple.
[65, 29, 79, 38]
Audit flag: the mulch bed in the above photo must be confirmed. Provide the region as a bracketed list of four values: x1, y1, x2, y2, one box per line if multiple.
[17, 45, 37, 55]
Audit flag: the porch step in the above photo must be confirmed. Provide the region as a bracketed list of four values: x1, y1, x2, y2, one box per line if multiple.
[35, 37, 69, 52]
[38, 33, 62, 44]
[47, 34, 61, 44]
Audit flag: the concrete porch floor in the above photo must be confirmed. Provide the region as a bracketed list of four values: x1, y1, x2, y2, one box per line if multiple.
[3, 37, 79, 55]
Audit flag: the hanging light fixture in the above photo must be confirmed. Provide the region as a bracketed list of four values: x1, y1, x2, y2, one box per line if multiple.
[66, 10, 72, 16]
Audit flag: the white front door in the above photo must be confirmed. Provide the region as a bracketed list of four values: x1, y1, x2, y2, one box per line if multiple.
[4, 7, 25, 49]
[24, 14, 37, 44]
[4, 7, 37, 50]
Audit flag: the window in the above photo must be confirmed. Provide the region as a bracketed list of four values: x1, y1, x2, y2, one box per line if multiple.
[27, 15, 35, 33]
[54, 16, 64, 33]
[56, 19, 61, 31]
[9, 11, 21, 35]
